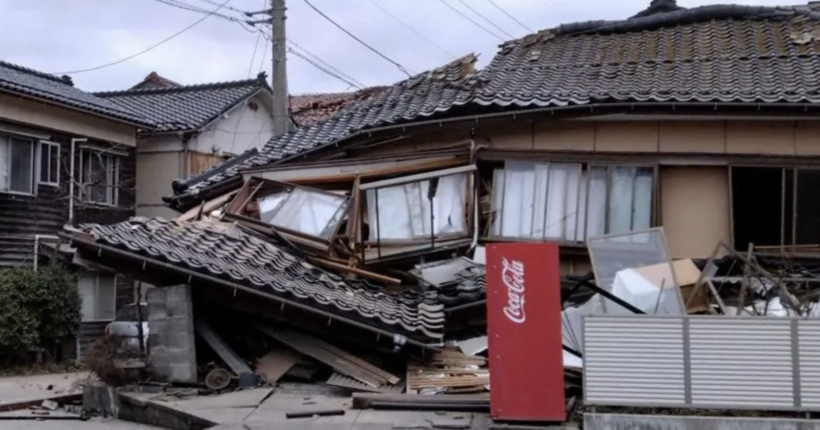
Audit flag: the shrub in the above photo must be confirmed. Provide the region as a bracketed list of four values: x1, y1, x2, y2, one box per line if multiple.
[0, 263, 81, 362]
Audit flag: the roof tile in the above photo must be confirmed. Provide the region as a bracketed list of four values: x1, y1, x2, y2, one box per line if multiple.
[70, 217, 445, 340]
[0, 61, 152, 126]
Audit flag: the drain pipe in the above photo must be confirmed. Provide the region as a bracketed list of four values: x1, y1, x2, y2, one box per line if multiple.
[467, 138, 487, 255]
[68, 138, 87, 225]
[33, 234, 59, 272]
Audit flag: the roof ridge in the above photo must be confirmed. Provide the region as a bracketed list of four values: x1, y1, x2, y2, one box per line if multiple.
[0, 60, 74, 86]
[95, 73, 269, 97]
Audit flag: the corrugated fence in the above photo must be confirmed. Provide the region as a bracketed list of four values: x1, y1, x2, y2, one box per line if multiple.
[583, 315, 820, 411]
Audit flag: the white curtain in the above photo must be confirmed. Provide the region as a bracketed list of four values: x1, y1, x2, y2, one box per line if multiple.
[367, 173, 468, 241]
[259, 189, 346, 239]
[0, 135, 7, 191]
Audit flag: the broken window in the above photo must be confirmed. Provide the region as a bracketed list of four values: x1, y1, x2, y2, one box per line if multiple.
[730, 166, 820, 249]
[363, 166, 471, 242]
[258, 187, 348, 239]
[224, 178, 350, 242]
[490, 161, 654, 242]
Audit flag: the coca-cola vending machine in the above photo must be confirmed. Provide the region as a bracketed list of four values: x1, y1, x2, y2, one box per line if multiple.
[486, 243, 565, 422]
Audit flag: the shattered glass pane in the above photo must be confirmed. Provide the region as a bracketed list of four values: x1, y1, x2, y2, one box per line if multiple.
[367, 173, 468, 241]
[261, 188, 347, 239]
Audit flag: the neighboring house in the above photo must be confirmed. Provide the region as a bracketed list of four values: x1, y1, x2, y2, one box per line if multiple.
[95, 73, 275, 219]
[166, 1, 820, 272]
[0, 60, 154, 358]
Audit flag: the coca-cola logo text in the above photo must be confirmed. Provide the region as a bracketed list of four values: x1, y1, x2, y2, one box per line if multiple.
[501, 257, 526, 324]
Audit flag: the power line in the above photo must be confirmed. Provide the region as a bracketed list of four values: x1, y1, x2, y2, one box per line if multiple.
[246, 31, 263, 78]
[302, 0, 413, 77]
[151, 0, 259, 34]
[288, 48, 363, 89]
[452, 0, 515, 39]
[364, 0, 457, 60]
[287, 40, 365, 88]
[52, 0, 234, 74]
[192, 0, 249, 15]
[436, 0, 504, 41]
[485, 0, 533, 33]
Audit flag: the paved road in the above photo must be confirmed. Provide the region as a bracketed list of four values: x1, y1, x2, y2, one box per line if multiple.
[0, 418, 162, 430]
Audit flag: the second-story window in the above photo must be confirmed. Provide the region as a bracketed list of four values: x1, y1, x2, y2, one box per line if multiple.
[490, 161, 655, 242]
[80, 149, 119, 206]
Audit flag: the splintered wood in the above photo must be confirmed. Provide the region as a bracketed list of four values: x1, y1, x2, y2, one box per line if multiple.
[407, 347, 489, 393]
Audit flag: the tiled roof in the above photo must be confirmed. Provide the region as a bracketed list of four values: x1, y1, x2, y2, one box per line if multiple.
[476, 3, 820, 107]
[95, 74, 269, 132]
[172, 54, 480, 196]
[68, 217, 445, 341]
[291, 87, 388, 127]
[130, 71, 181, 90]
[173, 2, 820, 201]
[0, 61, 153, 126]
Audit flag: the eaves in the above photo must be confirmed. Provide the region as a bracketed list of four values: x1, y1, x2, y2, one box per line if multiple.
[0, 88, 155, 130]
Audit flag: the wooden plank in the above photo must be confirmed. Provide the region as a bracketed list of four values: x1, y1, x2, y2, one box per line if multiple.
[351, 393, 489, 410]
[308, 256, 401, 285]
[0, 393, 82, 413]
[176, 190, 238, 222]
[257, 326, 398, 388]
[326, 373, 405, 394]
[256, 348, 302, 384]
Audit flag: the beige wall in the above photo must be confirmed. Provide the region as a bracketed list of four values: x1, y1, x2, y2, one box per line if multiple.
[660, 166, 731, 259]
[136, 152, 183, 217]
[0, 93, 137, 145]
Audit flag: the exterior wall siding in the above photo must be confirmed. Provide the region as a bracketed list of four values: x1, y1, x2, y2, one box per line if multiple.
[0, 119, 136, 266]
[584, 315, 809, 412]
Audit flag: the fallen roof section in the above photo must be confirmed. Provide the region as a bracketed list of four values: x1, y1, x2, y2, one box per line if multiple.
[65, 217, 445, 343]
[168, 54, 480, 200]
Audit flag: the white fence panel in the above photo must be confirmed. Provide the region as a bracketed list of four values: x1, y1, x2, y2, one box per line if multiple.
[584, 316, 685, 406]
[688, 318, 793, 409]
[800, 319, 820, 409]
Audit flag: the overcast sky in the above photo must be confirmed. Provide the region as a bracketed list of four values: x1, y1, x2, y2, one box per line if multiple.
[0, 0, 788, 94]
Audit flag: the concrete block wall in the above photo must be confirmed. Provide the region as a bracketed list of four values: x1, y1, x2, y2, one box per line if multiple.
[584, 413, 820, 430]
[147, 284, 197, 383]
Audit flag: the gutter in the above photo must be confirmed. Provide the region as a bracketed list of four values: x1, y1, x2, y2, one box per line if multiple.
[0, 90, 155, 129]
[65, 234, 439, 350]
[272, 100, 818, 165]
[168, 99, 818, 209]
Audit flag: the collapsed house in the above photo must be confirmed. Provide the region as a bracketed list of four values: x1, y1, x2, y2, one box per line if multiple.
[51, 0, 820, 422]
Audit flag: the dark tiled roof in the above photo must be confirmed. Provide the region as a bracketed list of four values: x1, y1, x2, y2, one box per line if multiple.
[476, 3, 820, 107]
[69, 217, 445, 340]
[130, 71, 181, 90]
[172, 54, 479, 195]
[95, 74, 270, 132]
[174, 3, 820, 201]
[436, 265, 487, 307]
[0, 61, 153, 126]
[291, 87, 388, 127]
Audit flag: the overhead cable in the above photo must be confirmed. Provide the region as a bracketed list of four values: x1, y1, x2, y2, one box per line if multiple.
[364, 0, 457, 59]
[485, 0, 534, 32]
[436, 0, 504, 41]
[287, 48, 363, 89]
[452, 0, 515, 39]
[51, 0, 234, 75]
[302, 0, 413, 77]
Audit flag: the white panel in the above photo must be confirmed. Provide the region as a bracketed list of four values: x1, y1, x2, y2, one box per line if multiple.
[689, 318, 793, 408]
[800, 319, 820, 409]
[584, 316, 685, 406]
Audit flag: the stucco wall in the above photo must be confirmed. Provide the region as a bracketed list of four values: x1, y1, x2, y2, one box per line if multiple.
[136, 151, 182, 218]
[192, 93, 274, 156]
[0, 93, 137, 145]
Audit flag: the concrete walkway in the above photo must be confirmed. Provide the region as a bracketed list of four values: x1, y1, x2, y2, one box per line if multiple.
[0, 372, 92, 403]
[131, 383, 489, 430]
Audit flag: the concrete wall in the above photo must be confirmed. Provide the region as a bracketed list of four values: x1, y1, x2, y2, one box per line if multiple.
[147, 284, 197, 383]
[136, 150, 183, 218]
[585, 413, 820, 430]
[0, 93, 137, 145]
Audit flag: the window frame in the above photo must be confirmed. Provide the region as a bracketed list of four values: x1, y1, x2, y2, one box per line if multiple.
[78, 271, 118, 323]
[487, 161, 658, 244]
[38, 140, 60, 187]
[79, 148, 120, 207]
[360, 165, 475, 246]
[0, 134, 37, 196]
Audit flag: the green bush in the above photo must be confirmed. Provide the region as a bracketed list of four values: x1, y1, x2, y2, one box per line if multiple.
[0, 263, 81, 361]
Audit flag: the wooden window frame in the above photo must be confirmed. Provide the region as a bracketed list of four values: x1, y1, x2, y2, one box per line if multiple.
[38, 140, 60, 187]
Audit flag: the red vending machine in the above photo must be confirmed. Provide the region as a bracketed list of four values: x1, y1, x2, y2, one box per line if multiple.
[486, 243, 566, 422]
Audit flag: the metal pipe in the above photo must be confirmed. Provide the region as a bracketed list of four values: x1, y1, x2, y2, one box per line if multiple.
[33, 234, 59, 272]
[66, 235, 437, 349]
[68, 138, 87, 224]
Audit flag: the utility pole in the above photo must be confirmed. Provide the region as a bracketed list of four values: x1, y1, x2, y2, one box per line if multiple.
[270, 0, 291, 136]
[248, 0, 291, 136]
